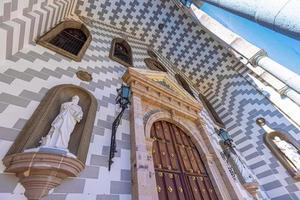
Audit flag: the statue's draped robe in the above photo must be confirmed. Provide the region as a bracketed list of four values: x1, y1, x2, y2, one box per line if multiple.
[274, 137, 300, 171]
[46, 102, 83, 149]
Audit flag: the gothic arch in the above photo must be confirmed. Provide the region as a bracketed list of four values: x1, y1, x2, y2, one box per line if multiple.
[5, 84, 97, 163]
[110, 38, 133, 68]
[144, 58, 167, 72]
[37, 21, 92, 62]
[264, 131, 300, 180]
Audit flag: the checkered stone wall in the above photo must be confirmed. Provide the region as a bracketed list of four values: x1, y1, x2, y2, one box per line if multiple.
[75, 0, 300, 199]
[0, 0, 78, 61]
[0, 5, 155, 199]
[1, 0, 300, 199]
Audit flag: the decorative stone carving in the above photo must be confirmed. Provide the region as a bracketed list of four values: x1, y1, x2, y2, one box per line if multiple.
[76, 70, 93, 82]
[124, 68, 248, 200]
[123, 68, 201, 121]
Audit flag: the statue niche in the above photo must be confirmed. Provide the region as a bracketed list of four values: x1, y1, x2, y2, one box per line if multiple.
[264, 131, 300, 180]
[2, 84, 97, 200]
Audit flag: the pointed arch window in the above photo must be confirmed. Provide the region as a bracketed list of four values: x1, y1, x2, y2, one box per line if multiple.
[110, 38, 133, 68]
[199, 93, 225, 128]
[37, 21, 92, 62]
[144, 58, 167, 72]
[175, 74, 195, 98]
[264, 131, 300, 180]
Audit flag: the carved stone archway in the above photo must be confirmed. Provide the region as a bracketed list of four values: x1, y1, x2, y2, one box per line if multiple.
[123, 68, 246, 200]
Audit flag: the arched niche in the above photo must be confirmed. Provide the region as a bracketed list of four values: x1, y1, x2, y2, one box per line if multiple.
[37, 20, 92, 62]
[175, 74, 195, 98]
[144, 58, 167, 72]
[109, 38, 133, 68]
[264, 131, 300, 180]
[5, 84, 97, 163]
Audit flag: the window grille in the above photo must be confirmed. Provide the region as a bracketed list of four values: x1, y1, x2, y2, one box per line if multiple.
[50, 28, 87, 55]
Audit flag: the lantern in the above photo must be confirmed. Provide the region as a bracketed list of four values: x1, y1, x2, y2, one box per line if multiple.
[116, 85, 131, 108]
[218, 128, 233, 147]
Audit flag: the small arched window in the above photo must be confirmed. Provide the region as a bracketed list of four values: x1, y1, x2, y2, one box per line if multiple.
[50, 28, 87, 55]
[144, 58, 167, 72]
[175, 74, 195, 98]
[110, 38, 133, 68]
[38, 21, 92, 62]
[264, 131, 300, 180]
[199, 93, 225, 128]
[147, 50, 157, 59]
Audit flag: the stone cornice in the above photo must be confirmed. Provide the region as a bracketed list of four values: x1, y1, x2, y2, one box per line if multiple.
[123, 68, 202, 120]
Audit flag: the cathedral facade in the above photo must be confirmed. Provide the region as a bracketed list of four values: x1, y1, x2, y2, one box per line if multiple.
[0, 0, 300, 200]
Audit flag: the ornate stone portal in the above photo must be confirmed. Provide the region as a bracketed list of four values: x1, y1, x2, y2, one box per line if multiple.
[123, 68, 254, 200]
[2, 84, 97, 200]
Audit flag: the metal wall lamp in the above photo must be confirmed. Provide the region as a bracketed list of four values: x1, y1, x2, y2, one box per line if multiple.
[108, 85, 131, 171]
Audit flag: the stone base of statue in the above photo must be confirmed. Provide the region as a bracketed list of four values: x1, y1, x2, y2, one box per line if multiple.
[24, 146, 77, 158]
[2, 152, 84, 200]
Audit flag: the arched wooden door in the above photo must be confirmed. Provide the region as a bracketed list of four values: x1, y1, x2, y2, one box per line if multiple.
[151, 121, 218, 200]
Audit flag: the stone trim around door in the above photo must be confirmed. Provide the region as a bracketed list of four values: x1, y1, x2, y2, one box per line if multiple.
[123, 67, 248, 200]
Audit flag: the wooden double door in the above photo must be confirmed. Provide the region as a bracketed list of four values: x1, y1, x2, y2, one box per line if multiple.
[151, 121, 218, 200]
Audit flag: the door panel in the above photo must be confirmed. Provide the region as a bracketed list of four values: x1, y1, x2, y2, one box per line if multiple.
[188, 175, 204, 200]
[151, 121, 218, 200]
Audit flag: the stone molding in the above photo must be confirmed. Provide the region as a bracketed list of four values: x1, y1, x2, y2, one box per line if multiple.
[123, 68, 201, 121]
[3, 152, 84, 200]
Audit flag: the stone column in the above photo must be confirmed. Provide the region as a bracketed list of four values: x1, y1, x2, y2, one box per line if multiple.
[198, 0, 300, 40]
[251, 52, 300, 106]
[130, 95, 159, 200]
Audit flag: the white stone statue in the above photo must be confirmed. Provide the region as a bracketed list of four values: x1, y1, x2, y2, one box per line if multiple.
[273, 136, 300, 171]
[40, 95, 83, 150]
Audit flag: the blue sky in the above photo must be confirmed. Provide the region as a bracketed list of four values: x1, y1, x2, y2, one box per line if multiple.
[200, 3, 300, 75]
